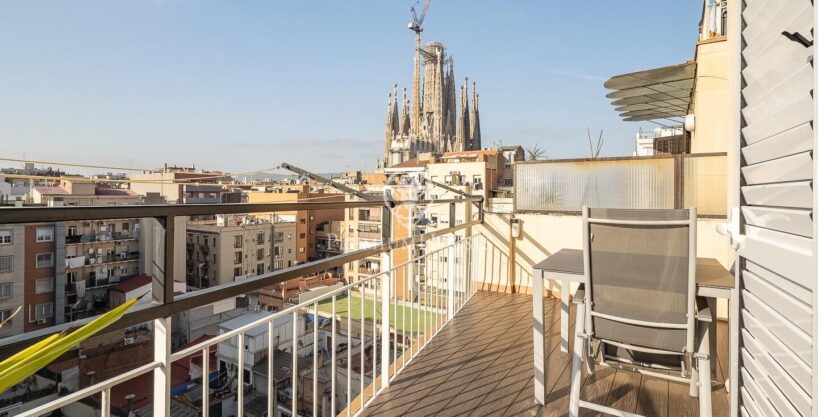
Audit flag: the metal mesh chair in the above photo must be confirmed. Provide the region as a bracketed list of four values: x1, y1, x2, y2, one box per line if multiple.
[568, 207, 713, 417]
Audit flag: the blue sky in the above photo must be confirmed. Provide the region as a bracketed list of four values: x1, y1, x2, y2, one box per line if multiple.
[0, 1, 701, 174]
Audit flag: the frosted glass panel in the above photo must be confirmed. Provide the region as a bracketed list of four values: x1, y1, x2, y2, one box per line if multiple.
[515, 158, 675, 211]
[683, 154, 727, 216]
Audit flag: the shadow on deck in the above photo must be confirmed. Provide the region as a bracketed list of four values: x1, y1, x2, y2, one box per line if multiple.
[361, 291, 729, 417]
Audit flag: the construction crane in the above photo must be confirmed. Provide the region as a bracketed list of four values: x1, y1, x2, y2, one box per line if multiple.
[408, 0, 431, 34]
[408, 0, 431, 135]
[278, 163, 379, 202]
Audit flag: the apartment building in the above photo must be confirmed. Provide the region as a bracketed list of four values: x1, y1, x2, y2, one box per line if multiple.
[186, 216, 295, 289]
[343, 193, 384, 285]
[499, 145, 525, 188]
[246, 185, 345, 264]
[23, 223, 64, 332]
[0, 225, 25, 338]
[64, 218, 142, 322]
[129, 166, 230, 204]
[31, 179, 140, 206]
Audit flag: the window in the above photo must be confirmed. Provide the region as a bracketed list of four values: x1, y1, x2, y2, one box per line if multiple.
[234, 236, 242, 248]
[0, 230, 11, 245]
[274, 246, 283, 258]
[0, 282, 11, 299]
[0, 309, 13, 325]
[256, 264, 264, 275]
[34, 303, 54, 320]
[36, 278, 53, 294]
[67, 271, 77, 283]
[0, 256, 13, 273]
[233, 267, 242, 277]
[36, 253, 54, 268]
[67, 226, 78, 236]
[36, 228, 53, 242]
[299, 233, 306, 239]
[299, 218, 306, 224]
[275, 232, 284, 241]
[122, 222, 130, 232]
[256, 249, 264, 260]
[288, 248, 292, 254]
[287, 233, 292, 239]
[274, 260, 283, 270]
[234, 251, 242, 264]
[257, 233, 264, 244]
[298, 247, 305, 253]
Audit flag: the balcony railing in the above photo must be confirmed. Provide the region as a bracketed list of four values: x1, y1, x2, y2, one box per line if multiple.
[0, 196, 483, 417]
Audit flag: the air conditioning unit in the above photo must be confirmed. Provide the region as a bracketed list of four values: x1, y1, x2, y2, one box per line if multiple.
[123, 337, 135, 346]
[36, 319, 47, 325]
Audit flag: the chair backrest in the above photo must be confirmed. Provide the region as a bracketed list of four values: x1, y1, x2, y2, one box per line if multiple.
[582, 207, 696, 354]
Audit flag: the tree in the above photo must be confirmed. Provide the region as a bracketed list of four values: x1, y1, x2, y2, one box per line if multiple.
[526, 144, 546, 161]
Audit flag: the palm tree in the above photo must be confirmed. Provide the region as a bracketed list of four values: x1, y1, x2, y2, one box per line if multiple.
[526, 144, 546, 161]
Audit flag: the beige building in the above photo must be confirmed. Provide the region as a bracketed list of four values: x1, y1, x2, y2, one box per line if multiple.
[186, 217, 295, 289]
[343, 194, 384, 285]
[129, 166, 230, 204]
[246, 185, 344, 264]
[31, 179, 140, 206]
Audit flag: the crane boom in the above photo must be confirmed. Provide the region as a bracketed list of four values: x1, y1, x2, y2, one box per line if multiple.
[279, 163, 379, 202]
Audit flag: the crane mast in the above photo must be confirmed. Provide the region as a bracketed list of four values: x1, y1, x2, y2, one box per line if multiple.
[408, 0, 431, 137]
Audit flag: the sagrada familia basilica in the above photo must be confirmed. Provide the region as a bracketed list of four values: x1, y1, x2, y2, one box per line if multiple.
[383, 41, 482, 167]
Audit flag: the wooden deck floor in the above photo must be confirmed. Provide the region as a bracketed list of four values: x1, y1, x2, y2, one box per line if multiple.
[361, 291, 729, 417]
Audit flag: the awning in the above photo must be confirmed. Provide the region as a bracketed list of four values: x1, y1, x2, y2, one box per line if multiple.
[604, 62, 695, 122]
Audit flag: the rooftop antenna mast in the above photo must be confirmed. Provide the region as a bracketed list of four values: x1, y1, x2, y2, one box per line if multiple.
[408, 0, 431, 136]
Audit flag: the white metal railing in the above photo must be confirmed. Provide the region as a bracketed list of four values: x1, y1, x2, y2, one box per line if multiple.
[18, 234, 485, 417]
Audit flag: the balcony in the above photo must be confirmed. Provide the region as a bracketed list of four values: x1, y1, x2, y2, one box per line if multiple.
[65, 231, 137, 245]
[0, 191, 753, 417]
[359, 292, 729, 417]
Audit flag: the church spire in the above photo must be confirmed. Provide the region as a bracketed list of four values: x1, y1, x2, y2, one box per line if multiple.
[455, 77, 470, 152]
[470, 81, 481, 150]
[384, 84, 400, 166]
[400, 86, 411, 136]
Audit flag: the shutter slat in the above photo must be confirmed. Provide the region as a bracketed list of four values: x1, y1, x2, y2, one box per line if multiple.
[741, 151, 813, 185]
[742, 206, 813, 238]
[741, 181, 813, 209]
[742, 310, 812, 391]
[742, 123, 812, 164]
[743, 329, 812, 415]
[741, 93, 812, 142]
[742, 291, 811, 362]
[744, 271, 811, 333]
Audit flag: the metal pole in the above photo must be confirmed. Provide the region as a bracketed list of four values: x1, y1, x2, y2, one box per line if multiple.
[152, 215, 174, 417]
[380, 206, 392, 389]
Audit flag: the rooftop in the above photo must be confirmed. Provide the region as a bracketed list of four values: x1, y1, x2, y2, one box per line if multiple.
[110, 275, 152, 293]
[218, 310, 293, 338]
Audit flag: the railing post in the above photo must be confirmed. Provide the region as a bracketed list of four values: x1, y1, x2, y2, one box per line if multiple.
[380, 205, 392, 389]
[153, 215, 175, 417]
[446, 239, 455, 319]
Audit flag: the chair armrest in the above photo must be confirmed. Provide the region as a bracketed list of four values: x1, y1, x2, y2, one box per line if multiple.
[572, 283, 585, 305]
[695, 296, 713, 323]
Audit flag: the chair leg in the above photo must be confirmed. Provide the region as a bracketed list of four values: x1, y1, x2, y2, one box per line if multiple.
[697, 320, 713, 417]
[568, 305, 586, 417]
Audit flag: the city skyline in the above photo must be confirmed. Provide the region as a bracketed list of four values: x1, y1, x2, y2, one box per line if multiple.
[0, 1, 701, 173]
